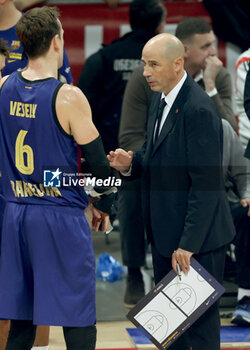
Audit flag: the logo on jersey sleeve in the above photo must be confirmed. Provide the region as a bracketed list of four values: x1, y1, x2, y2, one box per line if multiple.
[44, 168, 62, 187]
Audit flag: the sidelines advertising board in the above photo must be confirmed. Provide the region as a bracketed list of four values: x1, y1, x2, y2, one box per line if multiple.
[55, 1, 241, 101]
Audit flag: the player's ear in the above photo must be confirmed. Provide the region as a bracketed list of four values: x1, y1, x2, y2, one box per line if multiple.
[53, 34, 61, 53]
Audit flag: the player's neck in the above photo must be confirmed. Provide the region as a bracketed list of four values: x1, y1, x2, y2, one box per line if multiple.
[0, 3, 22, 31]
[22, 57, 59, 81]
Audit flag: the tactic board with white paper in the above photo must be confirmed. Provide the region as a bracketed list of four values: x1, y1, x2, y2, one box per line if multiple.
[127, 258, 225, 349]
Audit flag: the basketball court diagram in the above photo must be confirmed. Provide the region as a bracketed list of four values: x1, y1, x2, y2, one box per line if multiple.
[130, 260, 223, 348]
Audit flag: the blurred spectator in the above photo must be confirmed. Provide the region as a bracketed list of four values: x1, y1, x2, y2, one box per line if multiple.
[105, 0, 121, 8]
[78, 0, 166, 310]
[203, 0, 250, 51]
[222, 120, 250, 327]
[235, 49, 250, 148]
[13, 0, 123, 10]
[78, 0, 166, 153]
[119, 65, 152, 308]
[175, 17, 237, 131]
[0, 0, 73, 83]
[13, 0, 46, 10]
[245, 69, 250, 119]
[0, 38, 8, 79]
[244, 68, 250, 159]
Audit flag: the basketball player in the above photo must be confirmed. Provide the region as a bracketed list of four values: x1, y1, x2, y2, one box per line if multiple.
[0, 7, 113, 350]
[0, 38, 9, 350]
[0, 2, 73, 347]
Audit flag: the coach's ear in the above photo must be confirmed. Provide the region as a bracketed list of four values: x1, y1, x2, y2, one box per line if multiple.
[173, 56, 184, 74]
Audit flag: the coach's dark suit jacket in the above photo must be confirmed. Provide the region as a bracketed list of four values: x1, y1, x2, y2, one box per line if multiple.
[132, 74, 235, 258]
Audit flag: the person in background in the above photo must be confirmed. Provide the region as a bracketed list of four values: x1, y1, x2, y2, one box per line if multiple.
[13, 0, 46, 10]
[244, 68, 250, 159]
[105, 0, 121, 8]
[235, 48, 250, 149]
[109, 33, 235, 350]
[175, 17, 237, 131]
[78, 0, 166, 309]
[14, 0, 126, 10]
[78, 0, 166, 153]
[0, 38, 8, 78]
[0, 0, 73, 83]
[202, 0, 250, 52]
[118, 60, 151, 309]
[244, 69, 250, 119]
[221, 119, 250, 327]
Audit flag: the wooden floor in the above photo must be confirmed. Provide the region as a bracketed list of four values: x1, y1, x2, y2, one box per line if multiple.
[34, 233, 250, 349]
[48, 318, 250, 350]
[49, 321, 135, 349]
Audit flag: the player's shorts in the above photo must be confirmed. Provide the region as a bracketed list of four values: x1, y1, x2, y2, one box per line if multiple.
[0, 202, 96, 327]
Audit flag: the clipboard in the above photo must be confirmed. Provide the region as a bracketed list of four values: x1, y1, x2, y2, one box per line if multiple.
[127, 257, 225, 349]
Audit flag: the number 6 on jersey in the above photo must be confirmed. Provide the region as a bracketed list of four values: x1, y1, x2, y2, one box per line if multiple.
[15, 129, 34, 175]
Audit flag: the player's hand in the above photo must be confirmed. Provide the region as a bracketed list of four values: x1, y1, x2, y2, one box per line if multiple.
[107, 148, 133, 173]
[203, 56, 222, 92]
[172, 248, 194, 276]
[240, 198, 250, 216]
[90, 204, 110, 232]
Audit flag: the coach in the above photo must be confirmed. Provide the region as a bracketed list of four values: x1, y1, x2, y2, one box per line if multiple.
[108, 33, 235, 350]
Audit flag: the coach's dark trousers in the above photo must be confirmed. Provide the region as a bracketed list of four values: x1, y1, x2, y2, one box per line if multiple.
[151, 243, 226, 350]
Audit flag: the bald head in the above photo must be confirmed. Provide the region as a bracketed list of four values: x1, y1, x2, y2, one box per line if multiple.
[143, 33, 185, 63]
[142, 33, 185, 95]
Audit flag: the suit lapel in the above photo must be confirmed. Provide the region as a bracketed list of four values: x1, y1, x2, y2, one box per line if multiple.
[152, 107, 178, 156]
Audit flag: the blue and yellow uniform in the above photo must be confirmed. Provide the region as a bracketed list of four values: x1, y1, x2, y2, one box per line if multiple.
[0, 71, 96, 327]
[0, 20, 73, 246]
[0, 23, 73, 82]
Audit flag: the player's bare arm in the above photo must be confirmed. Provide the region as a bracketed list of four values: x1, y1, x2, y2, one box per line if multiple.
[56, 84, 99, 143]
[56, 84, 114, 229]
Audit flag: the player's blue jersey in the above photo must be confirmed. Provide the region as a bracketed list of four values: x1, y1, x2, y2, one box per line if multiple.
[0, 23, 73, 83]
[0, 71, 89, 209]
[0, 25, 26, 75]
